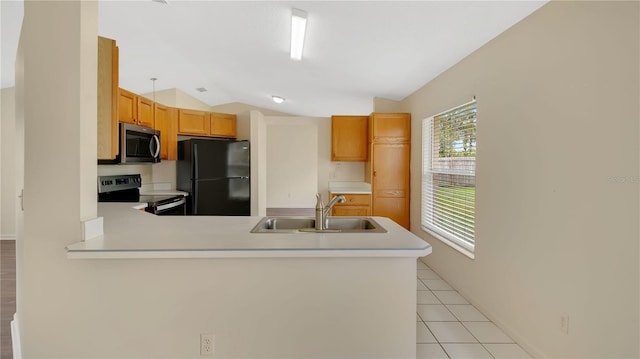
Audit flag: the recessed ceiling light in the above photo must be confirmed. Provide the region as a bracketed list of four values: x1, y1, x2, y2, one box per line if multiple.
[272, 96, 285, 104]
[196, 87, 207, 92]
[290, 8, 307, 61]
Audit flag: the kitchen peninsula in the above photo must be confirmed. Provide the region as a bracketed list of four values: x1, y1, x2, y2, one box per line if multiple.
[67, 203, 429, 258]
[65, 203, 431, 358]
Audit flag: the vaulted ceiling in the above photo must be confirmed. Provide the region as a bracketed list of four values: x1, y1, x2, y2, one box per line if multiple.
[1, 1, 547, 117]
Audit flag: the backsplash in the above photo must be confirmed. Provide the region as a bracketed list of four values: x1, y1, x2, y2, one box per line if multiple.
[97, 161, 177, 188]
[329, 162, 365, 182]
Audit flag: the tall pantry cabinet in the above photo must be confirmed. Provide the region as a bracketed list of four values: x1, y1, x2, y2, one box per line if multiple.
[366, 113, 411, 229]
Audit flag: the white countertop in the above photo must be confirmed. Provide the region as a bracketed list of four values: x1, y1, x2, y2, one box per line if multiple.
[66, 203, 431, 259]
[139, 182, 188, 197]
[328, 181, 372, 194]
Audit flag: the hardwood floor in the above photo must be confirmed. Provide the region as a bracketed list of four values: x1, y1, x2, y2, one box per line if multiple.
[1, 240, 15, 359]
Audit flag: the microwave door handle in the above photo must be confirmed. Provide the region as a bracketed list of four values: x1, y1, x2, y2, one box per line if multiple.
[150, 135, 160, 158]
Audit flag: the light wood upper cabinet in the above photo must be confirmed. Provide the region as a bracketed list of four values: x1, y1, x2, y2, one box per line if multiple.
[97, 36, 119, 160]
[118, 88, 155, 128]
[118, 88, 137, 125]
[154, 104, 178, 160]
[330, 193, 371, 216]
[331, 115, 368, 161]
[210, 112, 237, 138]
[178, 110, 237, 138]
[178, 109, 210, 136]
[136, 95, 155, 128]
[97, 35, 238, 163]
[370, 113, 410, 142]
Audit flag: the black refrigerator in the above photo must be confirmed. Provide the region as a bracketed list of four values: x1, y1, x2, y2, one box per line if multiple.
[177, 138, 250, 215]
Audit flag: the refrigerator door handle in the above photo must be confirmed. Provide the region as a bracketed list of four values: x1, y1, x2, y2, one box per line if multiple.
[193, 143, 199, 214]
[193, 180, 198, 214]
[193, 143, 199, 179]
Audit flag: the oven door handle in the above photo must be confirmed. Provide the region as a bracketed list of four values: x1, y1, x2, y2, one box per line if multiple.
[156, 198, 186, 212]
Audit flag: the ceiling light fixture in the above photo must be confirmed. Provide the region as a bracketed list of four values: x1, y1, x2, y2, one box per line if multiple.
[290, 8, 307, 61]
[150, 77, 157, 103]
[272, 96, 285, 104]
[196, 87, 208, 92]
[152, 0, 168, 4]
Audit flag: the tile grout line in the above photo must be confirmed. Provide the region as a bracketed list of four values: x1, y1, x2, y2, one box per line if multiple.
[417, 260, 502, 358]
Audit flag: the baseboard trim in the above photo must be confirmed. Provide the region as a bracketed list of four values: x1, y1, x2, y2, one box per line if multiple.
[1, 235, 16, 241]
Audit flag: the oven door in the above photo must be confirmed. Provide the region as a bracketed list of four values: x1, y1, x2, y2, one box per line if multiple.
[147, 197, 186, 216]
[121, 123, 161, 164]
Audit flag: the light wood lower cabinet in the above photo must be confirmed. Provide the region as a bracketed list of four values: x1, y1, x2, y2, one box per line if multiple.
[330, 193, 371, 216]
[372, 196, 408, 227]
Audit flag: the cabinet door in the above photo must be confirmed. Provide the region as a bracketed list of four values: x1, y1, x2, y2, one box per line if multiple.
[371, 143, 410, 229]
[97, 36, 119, 160]
[372, 143, 410, 193]
[373, 196, 409, 229]
[178, 109, 210, 136]
[118, 88, 137, 125]
[136, 95, 155, 128]
[166, 107, 178, 160]
[330, 194, 371, 216]
[154, 106, 178, 160]
[331, 115, 368, 161]
[210, 113, 237, 138]
[370, 113, 410, 142]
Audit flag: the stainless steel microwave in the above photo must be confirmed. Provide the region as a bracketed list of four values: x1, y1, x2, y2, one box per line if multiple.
[119, 123, 160, 164]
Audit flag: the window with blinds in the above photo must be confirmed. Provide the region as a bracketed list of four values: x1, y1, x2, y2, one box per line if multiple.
[422, 101, 477, 257]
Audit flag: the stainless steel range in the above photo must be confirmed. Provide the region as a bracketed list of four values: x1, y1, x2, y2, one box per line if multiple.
[98, 174, 186, 216]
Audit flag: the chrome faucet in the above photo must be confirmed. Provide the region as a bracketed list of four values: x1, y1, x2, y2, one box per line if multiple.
[315, 193, 346, 230]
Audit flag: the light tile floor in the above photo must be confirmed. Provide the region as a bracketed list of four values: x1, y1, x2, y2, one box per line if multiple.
[416, 258, 532, 359]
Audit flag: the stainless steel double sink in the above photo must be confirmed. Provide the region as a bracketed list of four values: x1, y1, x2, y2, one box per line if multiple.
[250, 216, 387, 233]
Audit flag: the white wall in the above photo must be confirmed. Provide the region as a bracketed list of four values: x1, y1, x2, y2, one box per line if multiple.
[1, 87, 16, 240]
[266, 119, 318, 208]
[262, 115, 365, 209]
[390, 1, 639, 358]
[18, 1, 99, 357]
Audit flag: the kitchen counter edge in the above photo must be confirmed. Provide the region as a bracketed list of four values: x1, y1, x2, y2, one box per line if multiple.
[66, 203, 431, 260]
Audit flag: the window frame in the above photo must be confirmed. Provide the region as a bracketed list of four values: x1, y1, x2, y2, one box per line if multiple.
[421, 100, 477, 259]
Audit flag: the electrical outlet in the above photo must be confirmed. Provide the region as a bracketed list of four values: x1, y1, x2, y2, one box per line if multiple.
[200, 334, 214, 356]
[560, 315, 570, 334]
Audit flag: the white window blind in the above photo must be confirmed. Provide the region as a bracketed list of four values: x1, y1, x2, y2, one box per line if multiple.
[422, 101, 477, 256]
